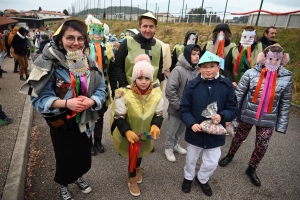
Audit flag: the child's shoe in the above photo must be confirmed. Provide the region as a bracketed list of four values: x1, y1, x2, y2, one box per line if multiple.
[136, 166, 143, 183]
[128, 176, 140, 196]
[174, 144, 187, 154]
[165, 148, 176, 162]
[181, 178, 192, 193]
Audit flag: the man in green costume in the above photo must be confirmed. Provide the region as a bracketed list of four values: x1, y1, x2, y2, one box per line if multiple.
[113, 12, 164, 89]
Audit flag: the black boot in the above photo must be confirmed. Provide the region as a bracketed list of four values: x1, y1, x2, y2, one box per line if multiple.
[91, 141, 97, 156]
[20, 76, 26, 81]
[26, 75, 29, 80]
[245, 166, 261, 186]
[94, 139, 105, 153]
[195, 176, 212, 196]
[218, 154, 234, 167]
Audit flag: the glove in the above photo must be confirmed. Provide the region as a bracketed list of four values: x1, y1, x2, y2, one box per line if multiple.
[125, 130, 138, 143]
[149, 125, 160, 139]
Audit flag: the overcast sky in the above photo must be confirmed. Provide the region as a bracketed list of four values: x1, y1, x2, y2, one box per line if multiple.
[1, 0, 300, 19]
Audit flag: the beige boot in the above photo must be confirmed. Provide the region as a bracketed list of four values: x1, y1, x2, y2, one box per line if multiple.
[136, 166, 144, 183]
[128, 176, 140, 196]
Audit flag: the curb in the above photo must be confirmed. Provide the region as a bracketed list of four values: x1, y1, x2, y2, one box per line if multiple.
[2, 95, 33, 200]
[290, 103, 300, 113]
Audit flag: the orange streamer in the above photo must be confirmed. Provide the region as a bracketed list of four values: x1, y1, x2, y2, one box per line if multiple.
[94, 42, 103, 70]
[252, 67, 267, 103]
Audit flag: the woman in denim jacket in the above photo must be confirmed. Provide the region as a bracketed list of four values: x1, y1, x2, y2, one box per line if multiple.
[20, 19, 106, 200]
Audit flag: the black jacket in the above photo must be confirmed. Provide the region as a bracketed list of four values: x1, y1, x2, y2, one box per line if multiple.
[257, 35, 277, 47]
[11, 33, 27, 56]
[113, 33, 164, 88]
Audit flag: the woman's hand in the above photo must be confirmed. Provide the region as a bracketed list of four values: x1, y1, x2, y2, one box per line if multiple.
[66, 97, 89, 112]
[78, 96, 96, 108]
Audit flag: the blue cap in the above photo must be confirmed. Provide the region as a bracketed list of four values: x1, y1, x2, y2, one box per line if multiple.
[198, 51, 221, 65]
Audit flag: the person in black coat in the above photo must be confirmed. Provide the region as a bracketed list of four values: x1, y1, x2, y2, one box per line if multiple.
[11, 27, 29, 80]
[257, 26, 277, 47]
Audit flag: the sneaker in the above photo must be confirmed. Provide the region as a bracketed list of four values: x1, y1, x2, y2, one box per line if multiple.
[174, 144, 187, 155]
[75, 177, 92, 194]
[128, 177, 140, 196]
[165, 148, 176, 162]
[60, 185, 74, 200]
[0, 117, 13, 126]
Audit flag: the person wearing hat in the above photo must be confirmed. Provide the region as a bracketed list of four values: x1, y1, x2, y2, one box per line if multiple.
[219, 45, 292, 187]
[224, 26, 264, 88]
[85, 14, 114, 156]
[111, 54, 164, 197]
[11, 27, 29, 80]
[202, 23, 236, 59]
[113, 12, 164, 90]
[180, 51, 237, 196]
[20, 19, 107, 200]
[164, 44, 201, 162]
[170, 30, 198, 72]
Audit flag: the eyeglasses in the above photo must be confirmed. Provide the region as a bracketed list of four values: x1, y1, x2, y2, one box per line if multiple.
[64, 36, 86, 44]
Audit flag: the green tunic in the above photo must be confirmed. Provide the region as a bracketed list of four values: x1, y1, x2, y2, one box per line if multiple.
[125, 37, 161, 84]
[111, 86, 162, 158]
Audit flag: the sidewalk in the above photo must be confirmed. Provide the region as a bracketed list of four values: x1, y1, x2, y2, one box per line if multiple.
[0, 56, 33, 200]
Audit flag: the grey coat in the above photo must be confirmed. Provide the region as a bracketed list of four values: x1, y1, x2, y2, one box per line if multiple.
[236, 64, 292, 133]
[165, 53, 199, 118]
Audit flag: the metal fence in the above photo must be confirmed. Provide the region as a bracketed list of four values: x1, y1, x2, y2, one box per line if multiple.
[71, 0, 300, 28]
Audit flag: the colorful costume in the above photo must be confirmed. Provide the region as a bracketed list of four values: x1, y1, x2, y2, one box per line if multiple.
[224, 27, 263, 83]
[219, 45, 292, 187]
[85, 14, 114, 154]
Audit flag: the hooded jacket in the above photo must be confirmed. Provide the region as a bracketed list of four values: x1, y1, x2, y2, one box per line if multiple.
[166, 44, 200, 117]
[235, 64, 292, 133]
[8, 26, 19, 58]
[170, 31, 198, 71]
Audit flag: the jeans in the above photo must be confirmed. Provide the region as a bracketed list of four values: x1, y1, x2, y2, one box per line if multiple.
[165, 114, 186, 149]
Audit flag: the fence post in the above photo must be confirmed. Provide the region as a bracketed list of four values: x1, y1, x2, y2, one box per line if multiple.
[167, 0, 170, 23]
[255, 0, 264, 26]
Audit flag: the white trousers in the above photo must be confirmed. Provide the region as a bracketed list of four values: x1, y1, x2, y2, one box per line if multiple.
[184, 143, 221, 184]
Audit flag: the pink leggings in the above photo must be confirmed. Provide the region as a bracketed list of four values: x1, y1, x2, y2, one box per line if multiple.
[228, 120, 274, 169]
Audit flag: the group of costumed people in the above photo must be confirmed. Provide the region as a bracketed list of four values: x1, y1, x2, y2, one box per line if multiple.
[19, 11, 292, 200]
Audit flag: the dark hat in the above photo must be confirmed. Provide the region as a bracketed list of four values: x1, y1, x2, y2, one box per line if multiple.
[19, 27, 27, 35]
[41, 34, 49, 40]
[213, 23, 231, 34]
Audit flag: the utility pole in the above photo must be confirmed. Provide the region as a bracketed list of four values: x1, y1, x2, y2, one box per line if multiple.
[130, 0, 132, 21]
[223, 0, 228, 23]
[255, 0, 264, 26]
[111, 0, 112, 20]
[166, 0, 170, 23]
[146, 0, 148, 12]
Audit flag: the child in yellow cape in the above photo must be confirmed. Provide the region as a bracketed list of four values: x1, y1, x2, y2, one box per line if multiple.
[110, 54, 164, 197]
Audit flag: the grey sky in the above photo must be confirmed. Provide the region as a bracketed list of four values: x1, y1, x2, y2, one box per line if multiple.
[1, 0, 299, 19]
